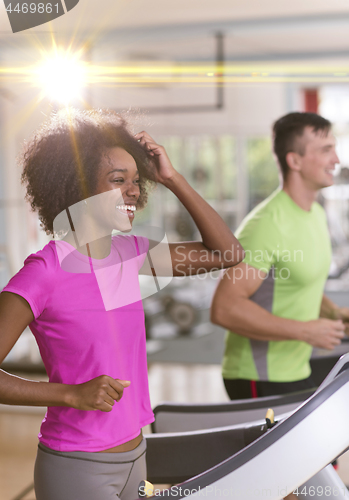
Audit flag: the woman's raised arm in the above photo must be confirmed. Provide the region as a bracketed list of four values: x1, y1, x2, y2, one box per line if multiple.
[135, 131, 244, 276]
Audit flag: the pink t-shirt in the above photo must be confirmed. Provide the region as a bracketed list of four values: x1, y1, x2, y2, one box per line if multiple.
[2, 235, 154, 452]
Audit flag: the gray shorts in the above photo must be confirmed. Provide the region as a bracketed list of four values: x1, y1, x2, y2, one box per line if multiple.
[34, 439, 147, 500]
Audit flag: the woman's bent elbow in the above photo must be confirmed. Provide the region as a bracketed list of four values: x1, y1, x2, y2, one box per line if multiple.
[223, 245, 245, 268]
[237, 247, 245, 264]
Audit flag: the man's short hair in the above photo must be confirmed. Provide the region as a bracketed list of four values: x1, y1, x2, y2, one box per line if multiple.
[273, 112, 332, 180]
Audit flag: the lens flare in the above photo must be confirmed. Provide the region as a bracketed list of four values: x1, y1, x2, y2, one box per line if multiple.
[35, 52, 87, 104]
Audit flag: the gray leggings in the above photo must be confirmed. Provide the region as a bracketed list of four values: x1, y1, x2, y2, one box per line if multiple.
[34, 439, 147, 500]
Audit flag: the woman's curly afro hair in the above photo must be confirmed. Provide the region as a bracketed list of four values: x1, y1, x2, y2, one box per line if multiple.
[20, 108, 156, 235]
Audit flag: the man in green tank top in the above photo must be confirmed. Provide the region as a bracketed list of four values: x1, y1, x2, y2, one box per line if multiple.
[211, 112, 349, 399]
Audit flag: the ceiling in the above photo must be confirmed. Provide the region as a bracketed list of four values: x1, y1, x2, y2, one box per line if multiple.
[1, 0, 349, 64]
[0, 0, 348, 32]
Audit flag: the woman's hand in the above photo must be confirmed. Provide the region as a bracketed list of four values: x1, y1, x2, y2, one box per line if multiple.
[67, 375, 130, 412]
[135, 131, 177, 184]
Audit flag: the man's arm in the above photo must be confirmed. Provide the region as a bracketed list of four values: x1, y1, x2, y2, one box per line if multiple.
[320, 294, 342, 319]
[211, 263, 345, 350]
[320, 294, 349, 335]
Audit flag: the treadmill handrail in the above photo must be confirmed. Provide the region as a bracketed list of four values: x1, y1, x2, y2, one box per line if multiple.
[147, 369, 349, 498]
[153, 388, 314, 413]
[151, 389, 315, 432]
[316, 352, 349, 393]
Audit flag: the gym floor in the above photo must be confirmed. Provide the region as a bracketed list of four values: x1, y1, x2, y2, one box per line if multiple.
[1, 364, 349, 500]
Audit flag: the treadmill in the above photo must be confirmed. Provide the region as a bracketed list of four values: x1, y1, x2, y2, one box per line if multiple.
[144, 353, 349, 499]
[10, 355, 349, 500]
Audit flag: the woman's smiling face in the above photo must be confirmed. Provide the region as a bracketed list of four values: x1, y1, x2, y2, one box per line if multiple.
[92, 147, 141, 232]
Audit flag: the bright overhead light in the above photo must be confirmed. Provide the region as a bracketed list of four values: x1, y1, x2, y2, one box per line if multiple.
[36, 51, 87, 104]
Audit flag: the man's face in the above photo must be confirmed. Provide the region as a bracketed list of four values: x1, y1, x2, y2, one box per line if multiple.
[296, 127, 339, 190]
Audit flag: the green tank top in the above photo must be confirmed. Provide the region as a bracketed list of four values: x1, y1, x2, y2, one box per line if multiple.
[222, 189, 332, 382]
